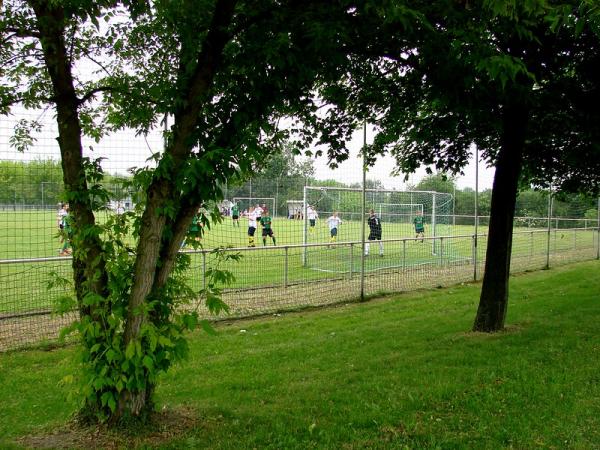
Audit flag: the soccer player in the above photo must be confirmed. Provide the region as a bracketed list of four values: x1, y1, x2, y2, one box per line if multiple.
[307, 204, 318, 233]
[57, 203, 68, 231]
[259, 210, 276, 246]
[182, 209, 203, 248]
[59, 204, 73, 256]
[247, 206, 259, 247]
[327, 212, 342, 246]
[231, 202, 240, 227]
[413, 210, 425, 242]
[365, 209, 383, 257]
[115, 201, 125, 215]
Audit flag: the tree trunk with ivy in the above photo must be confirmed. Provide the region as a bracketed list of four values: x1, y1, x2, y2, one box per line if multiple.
[27, 0, 234, 422]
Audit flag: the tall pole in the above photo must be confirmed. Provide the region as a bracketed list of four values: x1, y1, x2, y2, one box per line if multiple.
[546, 188, 553, 269]
[360, 121, 367, 301]
[452, 183, 456, 228]
[431, 193, 437, 255]
[597, 197, 600, 260]
[41, 181, 52, 211]
[302, 186, 308, 266]
[474, 145, 479, 281]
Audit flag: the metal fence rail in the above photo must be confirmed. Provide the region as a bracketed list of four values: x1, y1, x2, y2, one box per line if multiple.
[1, 226, 598, 351]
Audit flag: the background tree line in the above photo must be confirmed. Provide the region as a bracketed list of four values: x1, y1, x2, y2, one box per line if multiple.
[3, 160, 596, 222]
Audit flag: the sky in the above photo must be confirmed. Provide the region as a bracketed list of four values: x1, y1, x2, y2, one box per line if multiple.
[311, 125, 495, 191]
[1, 109, 495, 192]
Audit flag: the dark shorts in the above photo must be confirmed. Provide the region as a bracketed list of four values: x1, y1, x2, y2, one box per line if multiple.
[330, 228, 337, 237]
[415, 227, 424, 234]
[248, 226, 256, 236]
[232, 214, 239, 220]
[262, 228, 274, 237]
[368, 232, 382, 241]
[309, 219, 316, 227]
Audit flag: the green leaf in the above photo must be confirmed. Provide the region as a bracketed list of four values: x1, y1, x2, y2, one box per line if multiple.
[106, 349, 118, 363]
[142, 355, 154, 370]
[200, 319, 217, 336]
[125, 342, 135, 360]
[158, 335, 174, 347]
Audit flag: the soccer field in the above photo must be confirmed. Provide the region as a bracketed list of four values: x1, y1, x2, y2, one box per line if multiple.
[0, 210, 597, 316]
[0, 209, 460, 259]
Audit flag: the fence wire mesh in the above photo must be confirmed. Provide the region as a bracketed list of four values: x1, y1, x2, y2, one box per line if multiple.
[1, 108, 599, 351]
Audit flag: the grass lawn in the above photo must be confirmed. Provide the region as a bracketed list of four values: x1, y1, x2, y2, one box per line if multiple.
[0, 260, 599, 449]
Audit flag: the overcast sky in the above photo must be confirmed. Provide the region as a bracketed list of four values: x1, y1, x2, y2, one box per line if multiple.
[1, 109, 495, 191]
[311, 125, 495, 191]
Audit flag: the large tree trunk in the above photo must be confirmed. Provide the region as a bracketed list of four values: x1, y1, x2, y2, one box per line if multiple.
[117, 0, 238, 420]
[30, 0, 107, 316]
[473, 101, 529, 332]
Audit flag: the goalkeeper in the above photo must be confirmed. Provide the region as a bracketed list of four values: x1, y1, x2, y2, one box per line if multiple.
[365, 209, 383, 257]
[413, 210, 425, 242]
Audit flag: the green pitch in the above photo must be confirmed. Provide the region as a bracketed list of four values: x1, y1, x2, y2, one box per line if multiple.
[0, 210, 597, 315]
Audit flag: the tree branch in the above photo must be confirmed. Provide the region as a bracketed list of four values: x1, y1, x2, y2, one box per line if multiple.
[77, 86, 116, 105]
[4, 26, 41, 39]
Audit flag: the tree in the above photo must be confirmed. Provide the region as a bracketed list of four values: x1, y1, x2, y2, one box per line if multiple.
[313, 1, 600, 332]
[1, 0, 387, 423]
[414, 173, 455, 195]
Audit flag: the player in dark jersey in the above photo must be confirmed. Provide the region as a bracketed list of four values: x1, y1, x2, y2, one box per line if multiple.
[231, 203, 240, 227]
[365, 209, 383, 257]
[259, 211, 276, 246]
[413, 210, 425, 242]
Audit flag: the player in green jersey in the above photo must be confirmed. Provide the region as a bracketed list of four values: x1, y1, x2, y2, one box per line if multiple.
[183, 209, 203, 248]
[231, 203, 240, 227]
[259, 211, 276, 246]
[413, 210, 425, 242]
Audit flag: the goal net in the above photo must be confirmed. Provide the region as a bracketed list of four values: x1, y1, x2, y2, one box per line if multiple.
[377, 203, 424, 223]
[302, 186, 460, 272]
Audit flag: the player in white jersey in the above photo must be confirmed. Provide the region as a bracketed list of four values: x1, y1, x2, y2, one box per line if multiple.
[247, 206, 260, 247]
[327, 212, 342, 246]
[307, 205, 318, 233]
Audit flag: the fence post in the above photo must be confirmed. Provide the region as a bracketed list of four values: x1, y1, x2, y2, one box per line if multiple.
[349, 243, 354, 278]
[202, 250, 207, 292]
[302, 187, 308, 266]
[402, 239, 406, 270]
[597, 197, 600, 260]
[439, 237, 444, 266]
[546, 190, 552, 269]
[360, 121, 367, 301]
[530, 231, 534, 258]
[471, 235, 476, 280]
[284, 246, 289, 288]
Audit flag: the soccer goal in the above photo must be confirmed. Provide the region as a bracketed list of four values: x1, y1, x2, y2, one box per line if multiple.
[376, 203, 424, 223]
[301, 186, 459, 272]
[232, 197, 276, 216]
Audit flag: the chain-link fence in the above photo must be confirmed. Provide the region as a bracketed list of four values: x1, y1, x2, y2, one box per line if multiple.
[1, 109, 599, 351]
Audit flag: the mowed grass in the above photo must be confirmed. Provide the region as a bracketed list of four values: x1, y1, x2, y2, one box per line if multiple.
[0, 260, 599, 449]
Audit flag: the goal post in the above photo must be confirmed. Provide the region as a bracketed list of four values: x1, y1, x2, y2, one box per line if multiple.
[302, 186, 455, 268]
[376, 203, 424, 223]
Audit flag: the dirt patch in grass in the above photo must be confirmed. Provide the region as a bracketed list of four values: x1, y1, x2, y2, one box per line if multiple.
[457, 322, 528, 340]
[17, 406, 200, 449]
